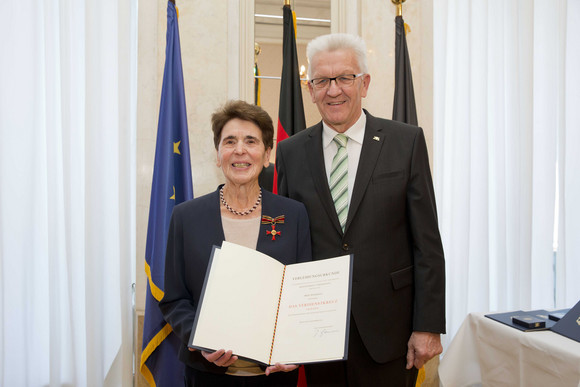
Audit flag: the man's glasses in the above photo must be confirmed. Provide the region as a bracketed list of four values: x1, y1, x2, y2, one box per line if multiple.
[309, 73, 365, 90]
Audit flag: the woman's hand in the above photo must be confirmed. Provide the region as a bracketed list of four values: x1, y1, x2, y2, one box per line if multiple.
[264, 363, 299, 375]
[202, 349, 238, 367]
[188, 347, 238, 367]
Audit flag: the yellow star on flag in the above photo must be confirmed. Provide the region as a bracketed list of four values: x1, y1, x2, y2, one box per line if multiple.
[173, 141, 181, 155]
[170, 186, 175, 200]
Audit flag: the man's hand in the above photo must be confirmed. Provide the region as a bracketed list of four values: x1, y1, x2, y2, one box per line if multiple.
[406, 331, 442, 370]
[265, 363, 299, 376]
[193, 348, 238, 367]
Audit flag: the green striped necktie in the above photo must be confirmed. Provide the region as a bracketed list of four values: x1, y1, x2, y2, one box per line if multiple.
[330, 133, 349, 231]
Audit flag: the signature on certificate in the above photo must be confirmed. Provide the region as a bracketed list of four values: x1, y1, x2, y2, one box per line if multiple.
[313, 326, 338, 338]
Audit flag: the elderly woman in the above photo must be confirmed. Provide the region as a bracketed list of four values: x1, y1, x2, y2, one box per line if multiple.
[159, 100, 312, 387]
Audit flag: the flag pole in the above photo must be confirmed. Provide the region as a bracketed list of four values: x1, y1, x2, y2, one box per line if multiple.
[254, 43, 262, 106]
[391, 0, 404, 17]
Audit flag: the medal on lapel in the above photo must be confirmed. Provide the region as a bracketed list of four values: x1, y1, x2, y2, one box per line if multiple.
[262, 215, 285, 241]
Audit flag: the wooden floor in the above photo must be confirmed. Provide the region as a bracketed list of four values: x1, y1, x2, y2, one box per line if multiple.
[135, 313, 440, 386]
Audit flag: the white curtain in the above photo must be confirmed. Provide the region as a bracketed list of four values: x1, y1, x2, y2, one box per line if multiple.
[433, 0, 580, 345]
[0, 0, 137, 386]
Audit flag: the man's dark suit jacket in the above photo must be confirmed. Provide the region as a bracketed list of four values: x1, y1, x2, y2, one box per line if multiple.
[159, 186, 312, 373]
[276, 110, 445, 365]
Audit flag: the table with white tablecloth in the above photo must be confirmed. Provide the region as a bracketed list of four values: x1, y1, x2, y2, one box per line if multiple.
[438, 312, 580, 387]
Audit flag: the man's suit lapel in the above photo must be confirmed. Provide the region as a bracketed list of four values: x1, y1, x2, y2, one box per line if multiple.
[306, 124, 344, 235]
[346, 111, 386, 231]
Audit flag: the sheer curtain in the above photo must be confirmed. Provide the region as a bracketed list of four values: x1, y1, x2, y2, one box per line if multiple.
[433, 0, 580, 345]
[0, 1, 137, 386]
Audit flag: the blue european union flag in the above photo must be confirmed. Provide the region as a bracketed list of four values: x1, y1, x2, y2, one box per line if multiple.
[140, 2, 193, 385]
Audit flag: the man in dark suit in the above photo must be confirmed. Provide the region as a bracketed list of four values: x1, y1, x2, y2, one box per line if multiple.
[276, 33, 445, 386]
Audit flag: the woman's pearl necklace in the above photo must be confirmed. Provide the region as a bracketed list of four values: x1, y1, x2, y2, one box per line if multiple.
[219, 186, 262, 216]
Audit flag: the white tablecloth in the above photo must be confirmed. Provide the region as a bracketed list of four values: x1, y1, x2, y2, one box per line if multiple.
[439, 312, 580, 387]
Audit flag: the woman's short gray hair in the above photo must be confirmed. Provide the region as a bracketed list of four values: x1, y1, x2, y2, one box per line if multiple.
[306, 33, 368, 79]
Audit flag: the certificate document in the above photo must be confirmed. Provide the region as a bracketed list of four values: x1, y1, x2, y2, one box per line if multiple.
[189, 241, 353, 366]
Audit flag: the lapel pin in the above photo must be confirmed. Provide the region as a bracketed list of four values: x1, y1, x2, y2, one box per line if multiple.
[373, 136, 380, 141]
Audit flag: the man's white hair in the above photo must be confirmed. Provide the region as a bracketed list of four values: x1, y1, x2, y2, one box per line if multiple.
[306, 33, 368, 79]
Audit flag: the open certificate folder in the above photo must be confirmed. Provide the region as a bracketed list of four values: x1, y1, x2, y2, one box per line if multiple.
[189, 241, 353, 366]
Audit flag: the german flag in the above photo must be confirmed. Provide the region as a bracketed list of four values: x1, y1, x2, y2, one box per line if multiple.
[392, 15, 418, 126]
[273, 3, 306, 194]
